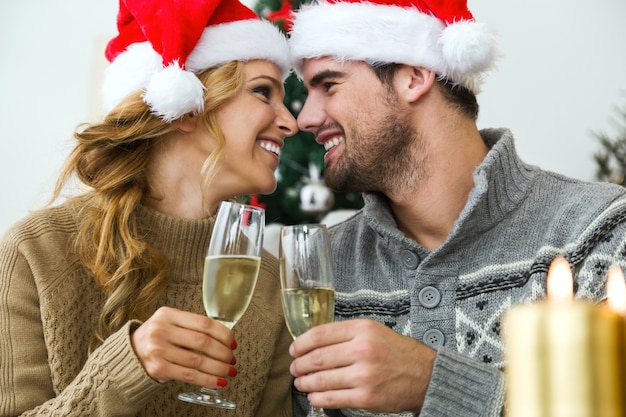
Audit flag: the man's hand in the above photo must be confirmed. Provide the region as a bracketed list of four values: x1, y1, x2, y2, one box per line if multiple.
[289, 319, 436, 414]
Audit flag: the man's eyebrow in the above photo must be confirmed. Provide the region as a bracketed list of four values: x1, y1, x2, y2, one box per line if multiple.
[308, 70, 346, 88]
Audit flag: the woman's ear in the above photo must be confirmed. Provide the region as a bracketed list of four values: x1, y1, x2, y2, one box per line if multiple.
[394, 65, 436, 103]
[176, 114, 198, 133]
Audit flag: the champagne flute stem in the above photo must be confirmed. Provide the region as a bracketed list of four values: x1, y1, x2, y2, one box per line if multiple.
[308, 403, 328, 417]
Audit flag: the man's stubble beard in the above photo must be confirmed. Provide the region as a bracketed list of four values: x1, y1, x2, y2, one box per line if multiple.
[324, 96, 427, 194]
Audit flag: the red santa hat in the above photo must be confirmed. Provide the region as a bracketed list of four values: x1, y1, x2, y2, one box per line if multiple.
[102, 0, 291, 122]
[289, 0, 499, 93]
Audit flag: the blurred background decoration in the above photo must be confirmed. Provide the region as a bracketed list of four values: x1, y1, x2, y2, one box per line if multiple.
[594, 98, 626, 187]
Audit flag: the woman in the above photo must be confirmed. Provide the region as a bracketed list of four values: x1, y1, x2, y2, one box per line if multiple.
[0, 0, 297, 415]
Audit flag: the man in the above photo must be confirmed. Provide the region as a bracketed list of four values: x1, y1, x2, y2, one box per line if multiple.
[286, 0, 626, 416]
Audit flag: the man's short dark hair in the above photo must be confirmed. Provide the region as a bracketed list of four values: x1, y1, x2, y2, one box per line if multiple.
[370, 63, 479, 120]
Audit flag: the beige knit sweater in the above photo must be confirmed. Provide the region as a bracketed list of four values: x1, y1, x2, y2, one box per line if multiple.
[0, 199, 293, 417]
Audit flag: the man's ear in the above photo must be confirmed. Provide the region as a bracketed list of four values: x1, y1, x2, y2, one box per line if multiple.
[395, 65, 436, 103]
[176, 115, 198, 133]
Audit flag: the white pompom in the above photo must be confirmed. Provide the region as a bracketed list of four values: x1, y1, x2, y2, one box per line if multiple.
[440, 20, 497, 75]
[142, 64, 205, 122]
[101, 42, 161, 114]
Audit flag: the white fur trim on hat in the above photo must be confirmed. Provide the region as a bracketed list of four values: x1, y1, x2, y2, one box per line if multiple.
[187, 19, 290, 80]
[102, 18, 290, 121]
[289, 1, 498, 93]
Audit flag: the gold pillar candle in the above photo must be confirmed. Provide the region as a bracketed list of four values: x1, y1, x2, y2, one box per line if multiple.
[606, 266, 626, 416]
[594, 304, 624, 417]
[504, 296, 596, 417]
[503, 258, 625, 417]
[503, 302, 547, 417]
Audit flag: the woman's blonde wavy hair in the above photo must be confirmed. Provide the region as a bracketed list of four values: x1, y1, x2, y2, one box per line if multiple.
[51, 61, 246, 351]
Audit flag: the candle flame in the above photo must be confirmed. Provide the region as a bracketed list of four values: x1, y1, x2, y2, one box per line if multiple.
[547, 257, 573, 304]
[606, 265, 626, 314]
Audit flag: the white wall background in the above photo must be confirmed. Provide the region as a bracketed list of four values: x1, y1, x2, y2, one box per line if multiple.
[1, 0, 626, 237]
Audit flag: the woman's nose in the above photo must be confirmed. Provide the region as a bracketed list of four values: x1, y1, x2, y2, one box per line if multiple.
[277, 104, 297, 137]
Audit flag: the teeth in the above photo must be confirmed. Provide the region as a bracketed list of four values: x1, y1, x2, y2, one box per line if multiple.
[259, 141, 281, 156]
[324, 136, 344, 151]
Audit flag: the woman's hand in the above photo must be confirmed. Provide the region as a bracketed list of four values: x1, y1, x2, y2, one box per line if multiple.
[131, 306, 237, 388]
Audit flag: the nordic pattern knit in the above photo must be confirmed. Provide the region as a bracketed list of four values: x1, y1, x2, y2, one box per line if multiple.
[293, 128, 626, 417]
[0, 200, 293, 417]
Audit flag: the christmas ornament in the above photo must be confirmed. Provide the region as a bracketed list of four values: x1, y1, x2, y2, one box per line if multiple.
[265, 0, 294, 31]
[300, 162, 334, 217]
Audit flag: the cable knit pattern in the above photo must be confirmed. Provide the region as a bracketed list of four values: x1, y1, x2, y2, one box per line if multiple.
[0, 201, 293, 417]
[294, 129, 626, 417]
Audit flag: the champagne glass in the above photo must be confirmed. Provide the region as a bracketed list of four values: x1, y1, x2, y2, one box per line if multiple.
[279, 224, 335, 417]
[178, 201, 264, 409]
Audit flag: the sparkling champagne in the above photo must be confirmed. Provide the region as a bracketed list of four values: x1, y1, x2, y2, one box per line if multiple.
[281, 287, 335, 339]
[203, 255, 261, 329]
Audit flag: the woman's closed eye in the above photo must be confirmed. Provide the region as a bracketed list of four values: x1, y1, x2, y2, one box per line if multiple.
[251, 85, 272, 101]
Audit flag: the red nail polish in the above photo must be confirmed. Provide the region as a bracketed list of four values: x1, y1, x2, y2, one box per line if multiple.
[217, 378, 228, 387]
[228, 367, 238, 377]
[231, 339, 238, 350]
[230, 356, 237, 365]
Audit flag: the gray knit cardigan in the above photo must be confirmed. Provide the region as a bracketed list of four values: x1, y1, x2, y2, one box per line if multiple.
[293, 128, 626, 417]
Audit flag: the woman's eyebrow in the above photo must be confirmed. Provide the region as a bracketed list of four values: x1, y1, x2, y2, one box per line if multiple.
[249, 75, 282, 89]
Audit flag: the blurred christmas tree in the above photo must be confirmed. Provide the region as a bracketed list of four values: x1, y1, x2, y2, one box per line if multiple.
[594, 100, 626, 186]
[248, 0, 364, 225]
